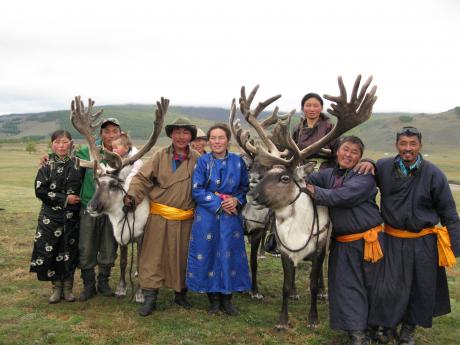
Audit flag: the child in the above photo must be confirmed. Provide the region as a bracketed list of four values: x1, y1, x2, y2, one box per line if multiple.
[111, 132, 143, 189]
[30, 130, 82, 303]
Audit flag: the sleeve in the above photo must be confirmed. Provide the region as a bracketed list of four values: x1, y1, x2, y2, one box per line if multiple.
[191, 157, 222, 213]
[313, 174, 376, 208]
[34, 165, 67, 207]
[292, 123, 300, 144]
[233, 156, 249, 207]
[66, 164, 83, 197]
[127, 154, 157, 205]
[431, 168, 460, 256]
[308, 171, 328, 188]
[124, 159, 144, 190]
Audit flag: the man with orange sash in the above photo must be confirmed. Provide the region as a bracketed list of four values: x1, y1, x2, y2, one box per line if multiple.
[124, 117, 200, 316]
[368, 127, 460, 345]
[306, 136, 383, 345]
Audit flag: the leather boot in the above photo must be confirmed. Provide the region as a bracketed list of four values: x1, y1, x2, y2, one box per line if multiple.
[348, 330, 370, 345]
[398, 323, 416, 345]
[138, 289, 158, 317]
[207, 293, 221, 315]
[220, 294, 238, 316]
[97, 265, 115, 297]
[49, 280, 63, 304]
[174, 288, 191, 309]
[370, 326, 396, 344]
[63, 275, 76, 302]
[79, 269, 97, 301]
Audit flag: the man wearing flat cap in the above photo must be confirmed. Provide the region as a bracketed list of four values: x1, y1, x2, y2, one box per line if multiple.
[125, 116, 200, 316]
[77, 117, 122, 301]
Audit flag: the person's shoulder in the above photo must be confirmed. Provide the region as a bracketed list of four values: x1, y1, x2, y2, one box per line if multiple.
[421, 159, 444, 176]
[376, 156, 394, 167]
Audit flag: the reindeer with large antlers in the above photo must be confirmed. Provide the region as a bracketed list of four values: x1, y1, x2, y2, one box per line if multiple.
[71, 96, 168, 303]
[232, 75, 377, 331]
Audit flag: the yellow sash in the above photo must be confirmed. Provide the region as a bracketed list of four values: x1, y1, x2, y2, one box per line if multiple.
[150, 202, 194, 221]
[335, 225, 384, 263]
[384, 224, 456, 268]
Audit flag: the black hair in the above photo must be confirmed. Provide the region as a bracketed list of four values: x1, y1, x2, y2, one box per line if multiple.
[338, 136, 365, 156]
[207, 123, 232, 141]
[51, 130, 72, 142]
[301, 93, 324, 109]
[396, 126, 422, 142]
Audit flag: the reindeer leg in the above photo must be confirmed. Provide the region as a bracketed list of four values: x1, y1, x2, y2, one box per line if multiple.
[258, 230, 266, 259]
[308, 250, 326, 328]
[275, 254, 295, 332]
[134, 236, 144, 303]
[317, 257, 328, 301]
[115, 245, 128, 298]
[289, 267, 300, 300]
[249, 229, 264, 300]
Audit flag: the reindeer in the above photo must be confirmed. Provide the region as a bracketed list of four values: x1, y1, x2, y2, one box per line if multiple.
[232, 75, 377, 331]
[70, 96, 169, 302]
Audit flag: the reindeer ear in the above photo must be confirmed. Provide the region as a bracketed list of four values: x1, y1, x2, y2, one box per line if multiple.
[294, 162, 316, 180]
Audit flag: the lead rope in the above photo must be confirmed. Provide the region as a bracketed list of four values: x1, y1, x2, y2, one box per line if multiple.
[118, 183, 137, 301]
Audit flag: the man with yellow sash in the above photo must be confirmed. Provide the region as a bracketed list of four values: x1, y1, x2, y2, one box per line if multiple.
[306, 136, 383, 345]
[368, 127, 460, 345]
[124, 117, 200, 316]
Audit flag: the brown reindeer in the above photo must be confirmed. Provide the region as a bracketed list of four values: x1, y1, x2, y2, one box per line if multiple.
[233, 75, 377, 330]
[71, 96, 169, 302]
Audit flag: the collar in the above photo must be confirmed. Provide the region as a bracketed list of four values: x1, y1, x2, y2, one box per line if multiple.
[396, 154, 422, 176]
[172, 146, 189, 161]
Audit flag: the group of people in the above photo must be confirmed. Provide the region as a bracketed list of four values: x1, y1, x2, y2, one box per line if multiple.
[30, 92, 459, 345]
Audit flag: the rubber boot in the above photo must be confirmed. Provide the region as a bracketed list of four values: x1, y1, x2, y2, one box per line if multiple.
[79, 269, 97, 301]
[220, 294, 238, 316]
[138, 289, 158, 317]
[174, 288, 191, 309]
[62, 275, 76, 302]
[207, 293, 221, 315]
[97, 265, 115, 297]
[398, 323, 416, 345]
[49, 280, 63, 304]
[348, 330, 371, 345]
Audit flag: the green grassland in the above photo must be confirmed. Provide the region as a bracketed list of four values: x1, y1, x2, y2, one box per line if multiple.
[0, 143, 459, 345]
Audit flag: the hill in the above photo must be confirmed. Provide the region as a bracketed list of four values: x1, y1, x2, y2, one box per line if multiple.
[1, 104, 459, 153]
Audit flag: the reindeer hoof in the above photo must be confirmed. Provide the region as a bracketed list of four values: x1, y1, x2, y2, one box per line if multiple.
[274, 324, 289, 333]
[135, 290, 145, 304]
[115, 286, 127, 298]
[318, 292, 328, 301]
[289, 293, 300, 301]
[257, 254, 266, 259]
[308, 321, 319, 329]
[249, 292, 264, 300]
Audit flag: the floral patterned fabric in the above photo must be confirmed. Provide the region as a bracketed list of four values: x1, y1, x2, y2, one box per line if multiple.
[30, 154, 82, 281]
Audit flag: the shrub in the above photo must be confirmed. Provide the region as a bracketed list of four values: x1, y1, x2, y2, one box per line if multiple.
[25, 141, 37, 154]
[399, 115, 414, 123]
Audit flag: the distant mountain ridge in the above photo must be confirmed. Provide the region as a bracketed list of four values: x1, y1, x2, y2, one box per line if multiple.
[1, 104, 459, 153]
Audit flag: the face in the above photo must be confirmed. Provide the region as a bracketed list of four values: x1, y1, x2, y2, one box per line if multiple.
[190, 138, 207, 154]
[396, 135, 422, 165]
[209, 128, 229, 156]
[303, 97, 322, 121]
[100, 124, 121, 151]
[171, 127, 192, 152]
[51, 135, 72, 158]
[336, 141, 362, 169]
[112, 142, 129, 157]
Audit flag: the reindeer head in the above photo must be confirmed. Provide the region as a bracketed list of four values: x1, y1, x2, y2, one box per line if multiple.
[71, 96, 169, 217]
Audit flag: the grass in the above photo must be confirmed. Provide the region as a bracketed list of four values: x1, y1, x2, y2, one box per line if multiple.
[0, 143, 459, 345]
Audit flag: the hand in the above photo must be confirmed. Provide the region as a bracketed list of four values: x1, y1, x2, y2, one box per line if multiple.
[221, 197, 238, 215]
[123, 195, 136, 211]
[39, 154, 49, 167]
[353, 161, 375, 175]
[305, 184, 315, 197]
[66, 195, 81, 205]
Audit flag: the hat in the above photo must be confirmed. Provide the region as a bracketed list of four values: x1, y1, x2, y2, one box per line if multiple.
[165, 117, 197, 140]
[195, 128, 207, 140]
[100, 117, 121, 128]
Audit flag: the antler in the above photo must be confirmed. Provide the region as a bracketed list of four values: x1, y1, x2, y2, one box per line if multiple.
[289, 75, 377, 163]
[103, 97, 169, 171]
[70, 96, 104, 171]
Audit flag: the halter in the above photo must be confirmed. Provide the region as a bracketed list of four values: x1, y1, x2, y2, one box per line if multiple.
[274, 179, 329, 253]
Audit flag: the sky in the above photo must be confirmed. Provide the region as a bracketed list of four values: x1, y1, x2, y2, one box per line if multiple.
[0, 0, 459, 115]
